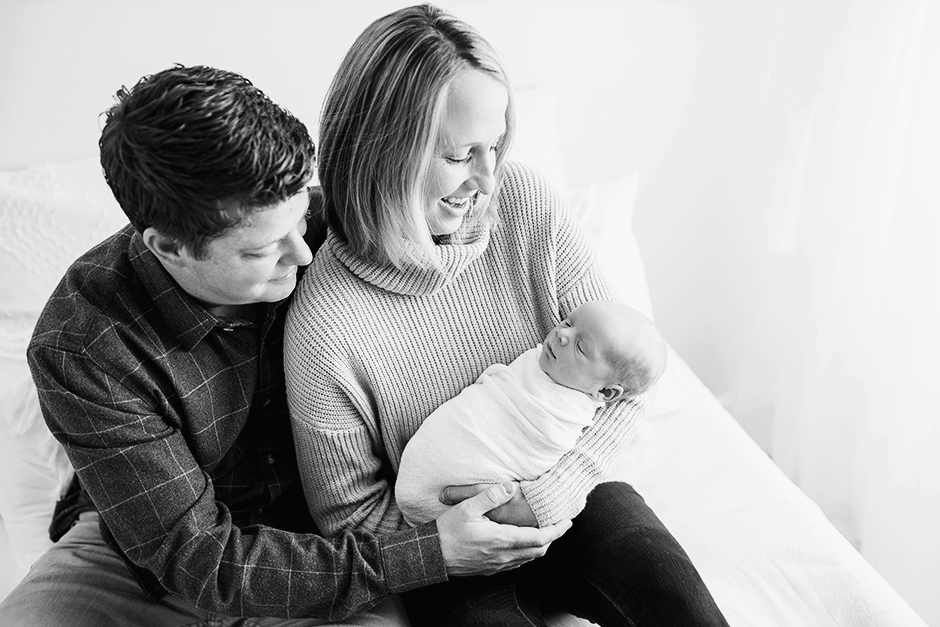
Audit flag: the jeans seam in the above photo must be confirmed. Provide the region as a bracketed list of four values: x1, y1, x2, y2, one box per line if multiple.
[574, 571, 637, 627]
[511, 585, 542, 627]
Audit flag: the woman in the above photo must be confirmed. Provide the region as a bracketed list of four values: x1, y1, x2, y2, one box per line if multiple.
[285, 4, 729, 626]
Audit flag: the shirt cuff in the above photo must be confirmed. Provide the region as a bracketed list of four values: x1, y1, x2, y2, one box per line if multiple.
[377, 521, 448, 593]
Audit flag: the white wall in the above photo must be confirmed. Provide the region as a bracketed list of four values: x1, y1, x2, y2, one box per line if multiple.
[0, 0, 856, 453]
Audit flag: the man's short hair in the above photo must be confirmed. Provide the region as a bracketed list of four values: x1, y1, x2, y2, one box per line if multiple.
[100, 64, 315, 258]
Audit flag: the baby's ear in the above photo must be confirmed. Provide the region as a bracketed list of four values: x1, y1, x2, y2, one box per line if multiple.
[595, 384, 625, 403]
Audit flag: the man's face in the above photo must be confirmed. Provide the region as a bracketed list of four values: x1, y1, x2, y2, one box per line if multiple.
[175, 190, 313, 309]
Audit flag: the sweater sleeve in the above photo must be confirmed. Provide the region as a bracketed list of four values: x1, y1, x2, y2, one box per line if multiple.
[517, 170, 649, 526]
[284, 284, 408, 538]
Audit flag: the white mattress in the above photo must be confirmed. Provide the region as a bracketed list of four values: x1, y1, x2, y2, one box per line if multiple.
[586, 346, 928, 627]
[0, 352, 926, 624]
[0, 157, 926, 622]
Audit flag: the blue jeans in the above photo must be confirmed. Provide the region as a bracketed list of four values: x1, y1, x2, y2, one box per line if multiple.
[402, 482, 730, 627]
[0, 512, 407, 627]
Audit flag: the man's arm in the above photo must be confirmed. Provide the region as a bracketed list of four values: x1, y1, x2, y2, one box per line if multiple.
[30, 343, 565, 618]
[29, 342, 414, 618]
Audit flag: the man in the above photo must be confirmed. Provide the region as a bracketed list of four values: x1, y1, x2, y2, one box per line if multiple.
[0, 65, 568, 626]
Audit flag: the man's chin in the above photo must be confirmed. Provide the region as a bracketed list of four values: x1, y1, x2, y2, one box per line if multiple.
[255, 278, 297, 304]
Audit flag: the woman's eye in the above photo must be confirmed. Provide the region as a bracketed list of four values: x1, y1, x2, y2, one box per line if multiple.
[445, 154, 472, 165]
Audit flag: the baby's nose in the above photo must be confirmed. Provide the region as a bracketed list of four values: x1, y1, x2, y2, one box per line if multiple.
[557, 333, 569, 346]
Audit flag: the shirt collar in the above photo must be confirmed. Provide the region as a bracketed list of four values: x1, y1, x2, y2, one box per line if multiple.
[126, 230, 279, 350]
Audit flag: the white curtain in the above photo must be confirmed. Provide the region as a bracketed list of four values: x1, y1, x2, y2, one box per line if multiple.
[766, 1, 939, 623]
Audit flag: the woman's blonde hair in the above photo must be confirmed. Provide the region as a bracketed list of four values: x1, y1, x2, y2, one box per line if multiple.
[318, 3, 515, 268]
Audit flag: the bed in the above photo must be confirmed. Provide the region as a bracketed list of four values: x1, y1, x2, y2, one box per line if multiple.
[0, 156, 926, 626]
[0, 1, 929, 624]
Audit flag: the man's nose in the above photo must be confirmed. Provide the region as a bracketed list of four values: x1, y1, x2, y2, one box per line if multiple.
[284, 230, 313, 267]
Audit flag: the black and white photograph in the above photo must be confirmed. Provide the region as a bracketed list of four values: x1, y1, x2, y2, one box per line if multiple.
[0, 1, 936, 625]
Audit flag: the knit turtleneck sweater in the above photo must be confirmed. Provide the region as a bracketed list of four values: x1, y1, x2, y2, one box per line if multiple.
[284, 162, 647, 536]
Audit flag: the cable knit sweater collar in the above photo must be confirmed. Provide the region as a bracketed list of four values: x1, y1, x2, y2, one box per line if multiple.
[326, 218, 492, 296]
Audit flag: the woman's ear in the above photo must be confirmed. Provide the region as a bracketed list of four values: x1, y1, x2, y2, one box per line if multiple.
[593, 384, 625, 403]
[142, 227, 186, 268]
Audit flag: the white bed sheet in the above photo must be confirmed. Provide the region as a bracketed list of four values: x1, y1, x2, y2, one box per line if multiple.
[0, 158, 926, 625]
[603, 346, 928, 627]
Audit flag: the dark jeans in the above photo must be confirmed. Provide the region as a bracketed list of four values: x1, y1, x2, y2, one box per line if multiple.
[402, 482, 729, 627]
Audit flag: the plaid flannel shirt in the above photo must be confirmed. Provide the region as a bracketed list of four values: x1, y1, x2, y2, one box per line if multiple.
[27, 210, 446, 620]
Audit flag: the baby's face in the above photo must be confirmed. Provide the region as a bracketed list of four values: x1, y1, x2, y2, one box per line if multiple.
[538, 302, 619, 400]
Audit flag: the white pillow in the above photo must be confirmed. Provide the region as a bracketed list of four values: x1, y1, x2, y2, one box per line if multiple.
[564, 176, 701, 419]
[0, 158, 127, 320]
[511, 84, 653, 320]
[0, 157, 125, 583]
[511, 84, 569, 196]
[567, 172, 655, 322]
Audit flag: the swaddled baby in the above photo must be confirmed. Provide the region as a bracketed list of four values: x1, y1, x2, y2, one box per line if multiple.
[396, 299, 667, 526]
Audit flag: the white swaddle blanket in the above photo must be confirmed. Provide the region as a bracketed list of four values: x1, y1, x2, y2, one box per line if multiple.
[396, 345, 603, 526]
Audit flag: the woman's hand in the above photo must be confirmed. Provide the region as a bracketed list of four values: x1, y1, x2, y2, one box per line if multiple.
[440, 480, 538, 527]
[435, 482, 571, 576]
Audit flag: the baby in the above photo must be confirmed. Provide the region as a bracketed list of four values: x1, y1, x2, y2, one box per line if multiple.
[395, 299, 667, 526]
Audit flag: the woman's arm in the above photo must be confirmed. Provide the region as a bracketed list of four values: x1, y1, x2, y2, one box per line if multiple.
[284, 282, 406, 536]
[290, 401, 405, 535]
[510, 163, 650, 527]
[521, 393, 646, 526]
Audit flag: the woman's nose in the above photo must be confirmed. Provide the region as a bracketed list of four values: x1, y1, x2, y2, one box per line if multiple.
[470, 151, 496, 195]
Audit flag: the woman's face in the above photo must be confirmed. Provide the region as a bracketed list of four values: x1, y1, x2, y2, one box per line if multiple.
[425, 68, 508, 236]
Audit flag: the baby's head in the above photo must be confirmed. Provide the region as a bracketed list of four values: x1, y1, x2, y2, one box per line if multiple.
[539, 300, 667, 403]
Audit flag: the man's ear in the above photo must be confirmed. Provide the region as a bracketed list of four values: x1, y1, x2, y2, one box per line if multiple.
[142, 227, 186, 268]
[593, 384, 625, 403]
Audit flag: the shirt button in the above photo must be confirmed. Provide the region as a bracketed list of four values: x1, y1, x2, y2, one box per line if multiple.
[266, 454, 276, 465]
[263, 398, 272, 407]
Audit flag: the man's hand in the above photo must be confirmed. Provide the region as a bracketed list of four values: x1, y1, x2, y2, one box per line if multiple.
[441, 480, 538, 527]
[435, 482, 571, 576]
